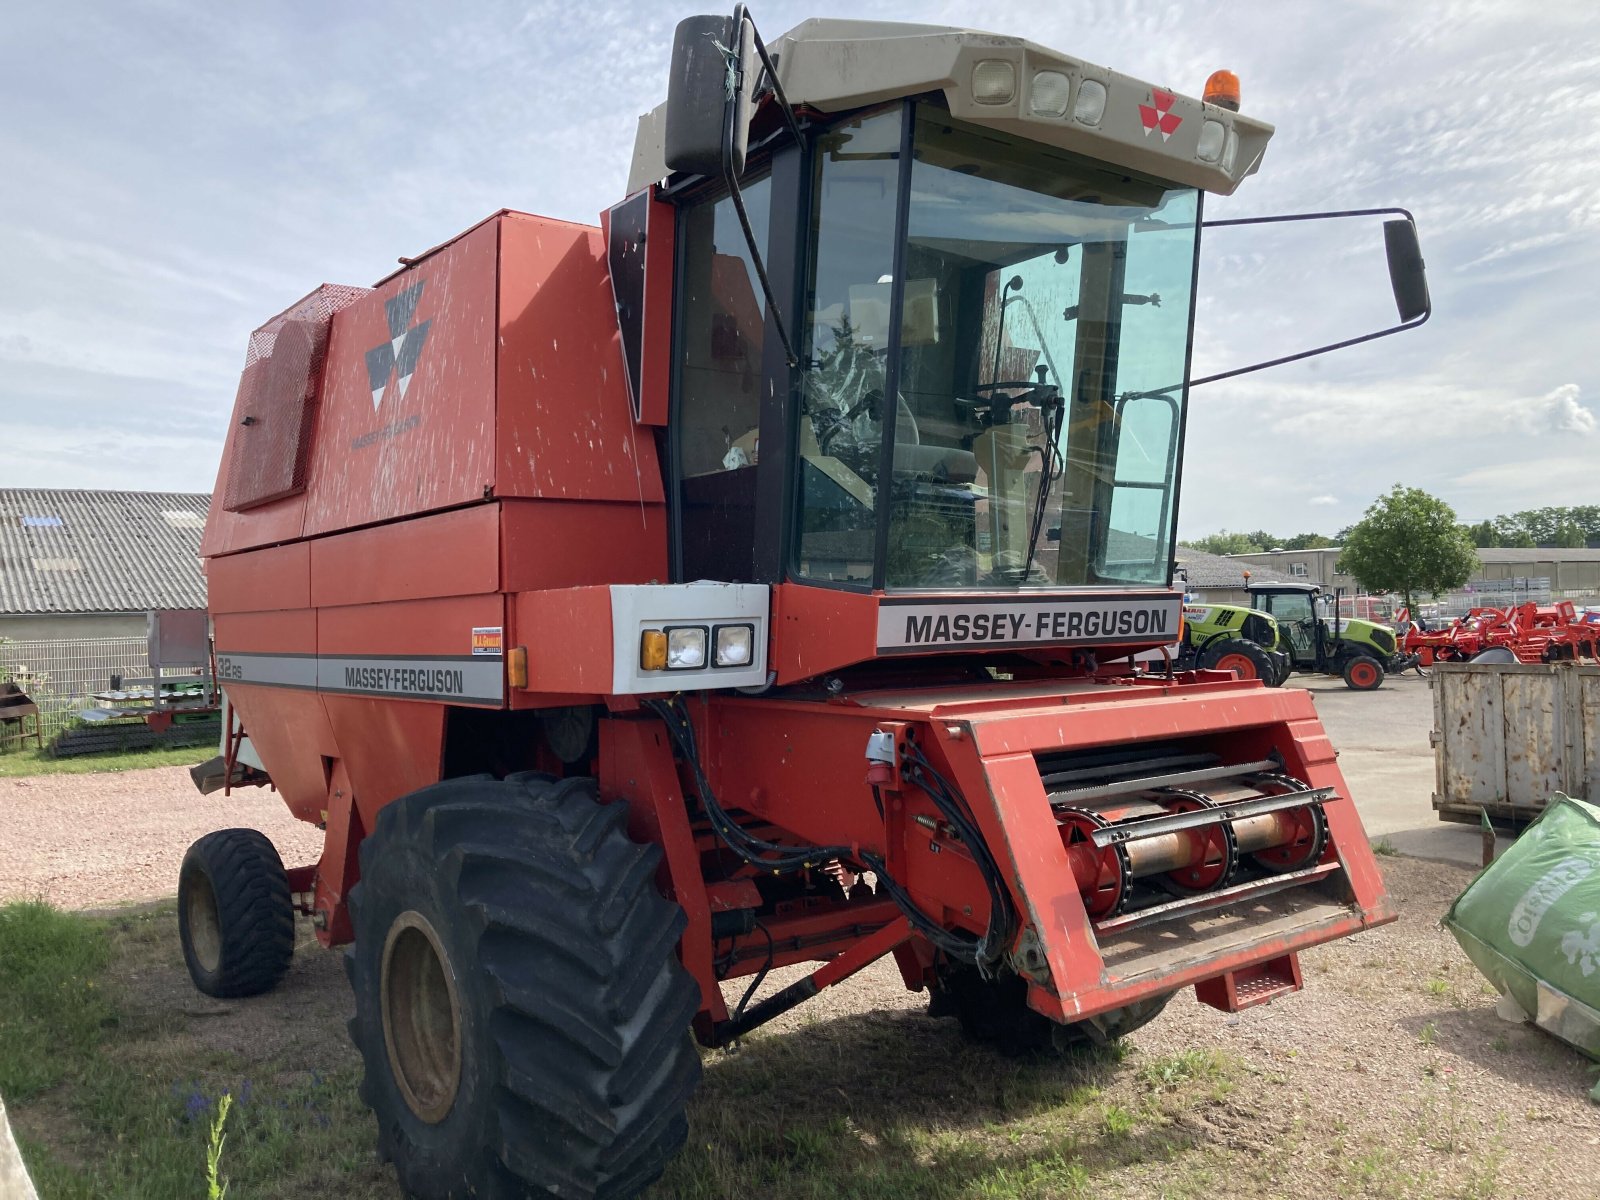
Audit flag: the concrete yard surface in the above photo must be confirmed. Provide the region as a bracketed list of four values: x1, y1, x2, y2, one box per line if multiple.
[1293, 672, 1500, 867]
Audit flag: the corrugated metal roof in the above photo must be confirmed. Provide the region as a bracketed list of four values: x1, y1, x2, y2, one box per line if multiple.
[1175, 546, 1293, 589]
[0, 489, 210, 615]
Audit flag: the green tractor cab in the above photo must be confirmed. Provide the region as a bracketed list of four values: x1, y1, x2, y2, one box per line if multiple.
[1178, 601, 1291, 686]
[1248, 582, 1409, 690]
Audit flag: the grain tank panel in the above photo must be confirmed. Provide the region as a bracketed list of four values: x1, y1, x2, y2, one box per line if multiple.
[302, 219, 500, 537]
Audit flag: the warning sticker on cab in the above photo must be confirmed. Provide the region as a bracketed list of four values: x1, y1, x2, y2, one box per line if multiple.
[471, 627, 504, 657]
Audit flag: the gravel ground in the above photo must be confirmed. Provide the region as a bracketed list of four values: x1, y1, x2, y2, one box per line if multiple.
[5, 762, 1598, 1195]
[729, 855, 1600, 1196]
[0, 767, 323, 910]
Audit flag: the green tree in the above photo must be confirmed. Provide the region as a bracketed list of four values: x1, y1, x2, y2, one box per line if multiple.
[1282, 532, 1336, 550]
[1338, 485, 1481, 615]
[1465, 519, 1500, 548]
[1180, 531, 1265, 556]
[1553, 520, 1588, 549]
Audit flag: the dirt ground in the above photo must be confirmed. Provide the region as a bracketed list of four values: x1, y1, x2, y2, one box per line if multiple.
[0, 767, 322, 909]
[30, 853, 1596, 1199]
[3, 752, 1599, 1195]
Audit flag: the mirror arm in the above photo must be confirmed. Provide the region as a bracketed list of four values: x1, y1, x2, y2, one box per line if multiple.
[1125, 205, 1432, 399]
[721, 5, 800, 368]
[1187, 308, 1430, 391]
[746, 11, 803, 151]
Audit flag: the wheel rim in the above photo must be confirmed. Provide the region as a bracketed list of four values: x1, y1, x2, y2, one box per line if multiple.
[1214, 652, 1257, 679]
[186, 872, 222, 974]
[1349, 659, 1380, 688]
[380, 911, 463, 1124]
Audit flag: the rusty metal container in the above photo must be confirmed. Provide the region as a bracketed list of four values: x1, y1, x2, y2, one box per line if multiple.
[1431, 661, 1600, 824]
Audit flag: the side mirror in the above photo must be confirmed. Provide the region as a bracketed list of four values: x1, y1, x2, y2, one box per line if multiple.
[1383, 218, 1430, 324]
[1186, 207, 1431, 392]
[664, 12, 756, 180]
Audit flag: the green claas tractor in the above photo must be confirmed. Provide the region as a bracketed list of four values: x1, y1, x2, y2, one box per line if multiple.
[1249, 582, 1409, 690]
[1178, 601, 1291, 686]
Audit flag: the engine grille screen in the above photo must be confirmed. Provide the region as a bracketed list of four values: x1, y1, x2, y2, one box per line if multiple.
[223, 283, 368, 512]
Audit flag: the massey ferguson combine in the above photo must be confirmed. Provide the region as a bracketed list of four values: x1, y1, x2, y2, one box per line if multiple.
[178, 12, 1431, 1198]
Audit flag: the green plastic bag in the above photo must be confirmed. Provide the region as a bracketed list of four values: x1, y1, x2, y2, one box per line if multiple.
[1444, 794, 1600, 1099]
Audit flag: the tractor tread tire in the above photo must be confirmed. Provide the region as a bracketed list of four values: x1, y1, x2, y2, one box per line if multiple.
[1341, 653, 1385, 691]
[346, 775, 700, 1200]
[178, 828, 295, 998]
[1198, 638, 1277, 685]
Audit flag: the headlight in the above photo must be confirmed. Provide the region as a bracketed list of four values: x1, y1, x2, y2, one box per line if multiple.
[1029, 71, 1072, 118]
[1073, 79, 1107, 125]
[665, 626, 708, 670]
[714, 623, 754, 668]
[972, 60, 1016, 105]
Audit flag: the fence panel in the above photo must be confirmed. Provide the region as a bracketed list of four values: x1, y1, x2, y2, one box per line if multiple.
[0, 637, 150, 741]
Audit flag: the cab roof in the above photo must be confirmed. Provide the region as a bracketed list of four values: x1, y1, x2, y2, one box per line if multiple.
[629, 17, 1273, 195]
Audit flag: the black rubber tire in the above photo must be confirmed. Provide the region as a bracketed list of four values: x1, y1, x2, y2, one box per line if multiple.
[346, 773, 701, 1200]
[929, 966, 1172, 1056]
[178, 827, 295, 998]
[1341, 652, 1385, 691]
[1198, 637, 1276, 684]
[1271, 648, 1295, 687]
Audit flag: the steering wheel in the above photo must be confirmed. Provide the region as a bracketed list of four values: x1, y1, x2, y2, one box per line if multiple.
[957, 382, 1062, 427]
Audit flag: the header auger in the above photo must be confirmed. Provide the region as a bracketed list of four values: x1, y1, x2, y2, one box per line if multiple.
[178, 11, 1426, 1198]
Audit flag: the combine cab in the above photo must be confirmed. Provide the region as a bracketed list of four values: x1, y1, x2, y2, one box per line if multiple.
[179, 12, 1428, 1198]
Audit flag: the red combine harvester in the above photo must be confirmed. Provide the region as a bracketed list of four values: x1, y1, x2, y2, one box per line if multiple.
[1399, 601, 1599, 665]
[179, 12, 1431, 1198]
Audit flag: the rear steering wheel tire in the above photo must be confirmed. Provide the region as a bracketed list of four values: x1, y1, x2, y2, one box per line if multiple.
[1342, 653, 1385, 691]
[930, 966, 1173, 1056]
[1198, 638, 1275, 684]
[178, 827, 296, 998]
[345, 773, 701, 1200]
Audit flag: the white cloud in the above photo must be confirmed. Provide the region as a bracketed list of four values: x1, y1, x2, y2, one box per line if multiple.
[4, 0, 1598, 543]
[1527, 383, 1596, 435]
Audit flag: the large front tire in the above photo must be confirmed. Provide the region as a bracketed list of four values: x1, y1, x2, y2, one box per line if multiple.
[346, 774, 701, 1200]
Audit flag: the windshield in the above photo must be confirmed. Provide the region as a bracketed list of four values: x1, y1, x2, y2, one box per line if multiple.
[794, 104, 1199, 590]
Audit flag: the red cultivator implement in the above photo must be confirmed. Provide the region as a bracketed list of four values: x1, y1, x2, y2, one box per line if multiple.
[1399, 601, 1600, 665]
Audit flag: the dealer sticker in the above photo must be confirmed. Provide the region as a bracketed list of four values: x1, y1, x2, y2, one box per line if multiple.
[471, 626, 504, 657]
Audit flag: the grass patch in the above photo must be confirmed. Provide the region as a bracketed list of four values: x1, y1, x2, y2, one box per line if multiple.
[2, 901, 386, 1199]
[0, 744, 207, 778]
[0, 901, 114, 1100]
[1371, 837, 1399, 856]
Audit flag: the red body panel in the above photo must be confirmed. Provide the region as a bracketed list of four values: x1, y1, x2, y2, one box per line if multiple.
[496, 214, 665, 504]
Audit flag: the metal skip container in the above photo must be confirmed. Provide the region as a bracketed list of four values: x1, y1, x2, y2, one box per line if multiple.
[1431, 661, 1600, 825]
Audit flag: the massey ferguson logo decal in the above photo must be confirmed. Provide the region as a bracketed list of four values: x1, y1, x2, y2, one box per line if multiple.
[876, 596, 1181, 653]
[364, 280, 431, 411]
[1139, 88, 1182, 141]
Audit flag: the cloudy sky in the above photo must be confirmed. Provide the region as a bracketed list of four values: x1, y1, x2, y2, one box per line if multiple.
[3, 1, 1594, 538]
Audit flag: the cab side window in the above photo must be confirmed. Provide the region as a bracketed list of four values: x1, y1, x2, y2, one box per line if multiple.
[675, 178, 771, 581]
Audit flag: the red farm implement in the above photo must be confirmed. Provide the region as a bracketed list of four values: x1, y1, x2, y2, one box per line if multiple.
[1400, 601, 1599, 665]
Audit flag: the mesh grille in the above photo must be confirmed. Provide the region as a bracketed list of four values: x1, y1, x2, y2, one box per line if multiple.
[224, 284, 368, 512]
